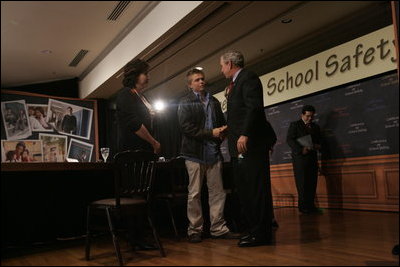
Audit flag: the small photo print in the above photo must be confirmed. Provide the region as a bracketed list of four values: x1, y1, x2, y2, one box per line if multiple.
[1, 139, 43, 162]
[47, 99, 93, 140]
[27, 104, 53, 132]
[67, 138, 93, 162]
[39, 133, 67, 162]
[1, 100, 32, 140]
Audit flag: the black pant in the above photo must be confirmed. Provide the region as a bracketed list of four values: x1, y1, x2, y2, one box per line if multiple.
[292, 153, 318, 210]
[231, 153, 272, 239]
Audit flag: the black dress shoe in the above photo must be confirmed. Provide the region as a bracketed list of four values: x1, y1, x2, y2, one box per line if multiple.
[238, 235, 271, 247]
[240, 234, 251, 241]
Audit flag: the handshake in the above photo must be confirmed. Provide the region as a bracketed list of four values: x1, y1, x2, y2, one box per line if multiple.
[212, 125, 228, 140]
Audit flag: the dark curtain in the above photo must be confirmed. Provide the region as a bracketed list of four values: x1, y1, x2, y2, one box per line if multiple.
[154, 99, 182, 159]
[102, 96, 182, 160]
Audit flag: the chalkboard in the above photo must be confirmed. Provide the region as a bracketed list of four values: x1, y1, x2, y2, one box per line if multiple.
[266, 71, 399, 165]
[1, 90, 98, 163]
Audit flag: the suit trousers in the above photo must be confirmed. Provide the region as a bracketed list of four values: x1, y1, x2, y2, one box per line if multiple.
[232, 153, 272, 240]
[185, 160, 229, 236]
[292, 152, 318, 210]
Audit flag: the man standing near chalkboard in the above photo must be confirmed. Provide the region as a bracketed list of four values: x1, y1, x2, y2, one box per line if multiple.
[287, 105, 322, 214]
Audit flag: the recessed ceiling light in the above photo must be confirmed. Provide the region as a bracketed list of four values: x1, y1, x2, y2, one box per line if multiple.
[195, 66, 203, 70]
[40, 50, 52, 54]
[281, 18, 292, 24]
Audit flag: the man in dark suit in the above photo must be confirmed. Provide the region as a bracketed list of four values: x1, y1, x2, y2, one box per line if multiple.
[286, 105, 322, 214]
[219, 50, 274, 247]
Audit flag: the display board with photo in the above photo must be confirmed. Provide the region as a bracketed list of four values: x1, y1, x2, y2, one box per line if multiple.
[27, 104, 53, 132]
[1, 139, 43, 162]
[39, 133, 68, 162]
[67, 138, 93, 162]
[1, 90, 98, 163]
[47, 98, 93, 140]
[1, 100, 32, 140]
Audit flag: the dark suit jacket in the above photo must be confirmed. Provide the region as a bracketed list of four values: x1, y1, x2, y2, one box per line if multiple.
[116, 87, 153, 152]
[226, 68, 270, 156]
[286, 119, 321, 157]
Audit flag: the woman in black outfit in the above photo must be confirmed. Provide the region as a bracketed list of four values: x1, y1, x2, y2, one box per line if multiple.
[116, 58, 160, 154]
[115, 58, 161, 250]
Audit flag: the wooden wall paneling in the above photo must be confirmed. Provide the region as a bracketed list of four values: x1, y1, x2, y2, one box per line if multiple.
[270, 154, 399, 211]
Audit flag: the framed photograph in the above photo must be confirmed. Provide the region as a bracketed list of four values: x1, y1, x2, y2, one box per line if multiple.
[1, 139, 43, 162]
[39, 133, 67, 162]
[47, 98, 93, 140]
[67, 138, 93, 162]
[1, 100, 32, 140]
[27, 104, 53, 132]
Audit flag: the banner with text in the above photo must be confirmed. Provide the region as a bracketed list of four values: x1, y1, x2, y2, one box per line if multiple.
[261, 25, 397, 106]
[214, 25, 397, 110]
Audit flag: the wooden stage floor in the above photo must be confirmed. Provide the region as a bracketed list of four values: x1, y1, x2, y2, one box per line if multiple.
[2, 207, 399, 266]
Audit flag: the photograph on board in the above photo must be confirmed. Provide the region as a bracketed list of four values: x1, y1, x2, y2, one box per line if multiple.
[1, 100, 32, 140]
[47, 99, 93, 140]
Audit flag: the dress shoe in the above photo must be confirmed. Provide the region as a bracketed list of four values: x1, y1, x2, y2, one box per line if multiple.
[240, 234, 251, 241]
[211, 231, 241, 239]
[188, 233, 202, 243]
[238, 235, 271, 247]
[308, 207, 323, 214]
[300, 207, 323, 214]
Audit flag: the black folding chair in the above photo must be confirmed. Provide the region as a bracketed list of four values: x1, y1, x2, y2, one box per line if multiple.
[85, 150, 165, 265]
[155, 156, 188, 239]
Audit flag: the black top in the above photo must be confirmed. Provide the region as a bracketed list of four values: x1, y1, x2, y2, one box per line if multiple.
[116, 87, 152, 152]
[226, 68, 271, 156]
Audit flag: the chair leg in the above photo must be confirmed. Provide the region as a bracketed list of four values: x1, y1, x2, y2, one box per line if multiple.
[106, 208, 124, 266]
[147, 212, 166, 257]
[166, 201, 179, 240]
[85, 206, 91, 261]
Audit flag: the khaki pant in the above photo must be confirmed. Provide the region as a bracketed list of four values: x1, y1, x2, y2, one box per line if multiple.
[185, 160, 229, 236]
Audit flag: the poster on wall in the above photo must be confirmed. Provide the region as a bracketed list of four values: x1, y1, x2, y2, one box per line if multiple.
[47, 98, 93, 140]
[1, 100, 32, 140]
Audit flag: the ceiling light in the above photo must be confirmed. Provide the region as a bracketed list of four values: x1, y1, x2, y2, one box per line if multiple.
[195, 66, 203, 70]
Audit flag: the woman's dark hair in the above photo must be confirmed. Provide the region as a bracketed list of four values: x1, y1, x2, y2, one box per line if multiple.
[122, 59, 149, 88]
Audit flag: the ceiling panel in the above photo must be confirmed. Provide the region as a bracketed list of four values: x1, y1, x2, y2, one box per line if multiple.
[1, 1, 391, 104]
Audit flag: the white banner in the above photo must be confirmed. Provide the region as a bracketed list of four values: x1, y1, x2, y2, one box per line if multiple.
[215, 25, 397, 110]
[261, 25, 397, 106]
